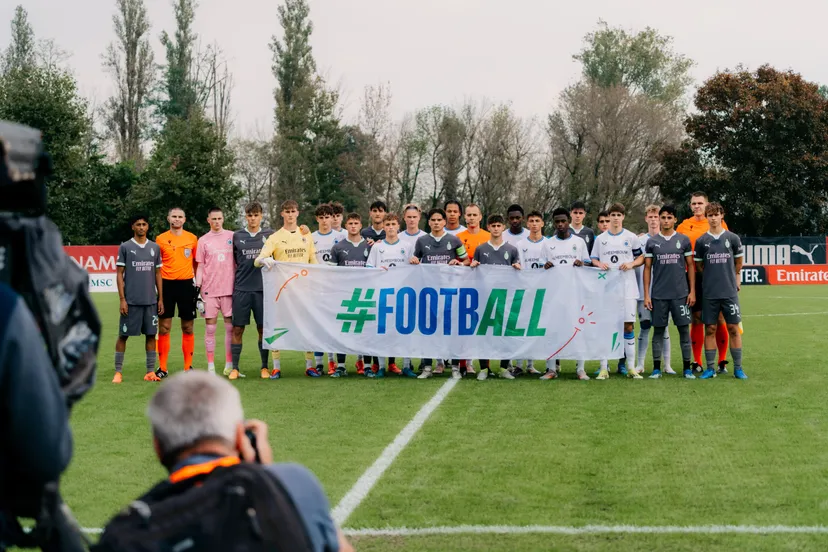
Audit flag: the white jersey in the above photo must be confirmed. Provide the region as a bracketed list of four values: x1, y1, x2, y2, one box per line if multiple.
[544, 234, 591, 268]
[367, 239, 414, 269]
[312, 230, 346, 265]
[516, 237, 548, 270]
[503, 227, 530, 246]
[591, 228, 643, 299]
[445, 224, 467, 236]
[399, 229, 427, 250]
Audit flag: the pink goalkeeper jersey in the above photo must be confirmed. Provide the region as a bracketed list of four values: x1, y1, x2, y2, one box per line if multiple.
[196, 230, 235, 297]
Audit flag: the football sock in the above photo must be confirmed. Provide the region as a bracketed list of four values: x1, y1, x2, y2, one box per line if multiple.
[304, 351, 313, 369]
[403, 357, 411, 369]
[526, 359, 534, 369]
[717, 323, 729, 362]
[327, 352, 335, 364]
[600, 359, 608, 371]
[388, 357, 396, 366]
[624, 331, 635, 369]
[205, 323, 217, 364]
[651, 326, 666, 362]
[730, 347, 742, 369]
[663, 332, 672, 367]
[653, 359, 661, 371]
[637, 326, 650, 367]
[271, 350, 281, 370]
[182, 332, 195, 369]
[576, 360, 585, 373]
[224, 323, 233, 364]
[378, 357, 387, 369]
[704, 348, 716, 371]
[231, 343, 242, 370]
[336, 353, 346, 366]
[146, 351, 156, 373]
[546, 358, 555, 372]
[258, 340, 268, 369]
[314, 352, 324, 366]
[157, 334, 170, 371]
[677, 325, 692, 364]
[114, 351, 124, 373]
[691, 323, 704, 364]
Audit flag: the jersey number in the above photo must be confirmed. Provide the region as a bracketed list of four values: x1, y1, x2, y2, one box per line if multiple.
[678, 305, 690, 318]
[729, 304, 741, 316]
[152, 315, 158, 327]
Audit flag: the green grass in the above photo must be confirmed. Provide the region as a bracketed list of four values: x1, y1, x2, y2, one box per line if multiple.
[59, 287, 828, 550]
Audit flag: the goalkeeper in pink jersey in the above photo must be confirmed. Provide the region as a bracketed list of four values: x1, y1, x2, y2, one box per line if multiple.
[195, 207, 236, 375]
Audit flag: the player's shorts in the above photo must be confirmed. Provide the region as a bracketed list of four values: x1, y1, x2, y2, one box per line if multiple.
[652, 298, 692, 327]
[637, 300, 651, 324]
[702, 295, 741, 325]
[161, 278, 196, 320]
[119, 304, 158, 337]
[232, 290, 264, 327]
[690, 273, 703, 313]
[624, 298, 637, 323]
[204, 295, 232, 319]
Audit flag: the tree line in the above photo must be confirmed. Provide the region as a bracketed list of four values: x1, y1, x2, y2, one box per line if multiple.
[1, 3, 827, 242]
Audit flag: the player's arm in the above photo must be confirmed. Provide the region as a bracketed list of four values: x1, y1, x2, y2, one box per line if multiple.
[191, 239, 199, 279]
[733, 235, 744, 291]
[255, 235, 277, 268]
[116, 244, 127, 315]
[155, 265, 165, 316]
[116, 265, 127, 316]
[410, 239, 423, 264]
[470, 247, 481, 268]
[685, 249, 696, 306]
[576, 241, 591, 267]
[693, 237, 704, 274]
[307, 239, 318, 264]
[621, 235, 644, 271]
[450, 241, 469, 266]
[643, 255, 653, 310]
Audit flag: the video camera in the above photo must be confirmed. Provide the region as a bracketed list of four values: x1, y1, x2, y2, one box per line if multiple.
[0, 120, 101, 550]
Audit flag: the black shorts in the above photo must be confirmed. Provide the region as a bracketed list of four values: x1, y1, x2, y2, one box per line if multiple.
[690, 272, 703, 313]
[160, 279, 196, 320]
[232, 290, 264, 327]
[119, 304, 158, 336]
[702, 296, 742, 325]
[652, 298, 692, 327]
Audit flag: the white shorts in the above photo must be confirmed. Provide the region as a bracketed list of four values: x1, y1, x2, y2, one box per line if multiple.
[624, 298, 637, 323]
[637, 300, 651, 324]
[204, 295, 232, 319]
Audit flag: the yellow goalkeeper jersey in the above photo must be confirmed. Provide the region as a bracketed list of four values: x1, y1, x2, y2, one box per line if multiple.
[258, 228, 318, 264]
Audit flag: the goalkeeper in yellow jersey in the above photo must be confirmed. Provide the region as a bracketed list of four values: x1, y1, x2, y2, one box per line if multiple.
[255, 200, 318, 378]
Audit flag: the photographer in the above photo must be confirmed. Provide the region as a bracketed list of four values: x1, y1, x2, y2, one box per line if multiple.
[0, 282, 73, 548]
[95, 371, 353, 552]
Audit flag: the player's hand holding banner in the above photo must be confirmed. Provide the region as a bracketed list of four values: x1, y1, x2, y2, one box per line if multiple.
[262, 263, 626, 360]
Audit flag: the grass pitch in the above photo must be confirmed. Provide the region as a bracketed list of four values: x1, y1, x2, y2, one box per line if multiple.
[58, 286, 828, 551]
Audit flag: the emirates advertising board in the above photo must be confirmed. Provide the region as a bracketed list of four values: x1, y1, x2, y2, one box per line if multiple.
[65, 237, 828, 292]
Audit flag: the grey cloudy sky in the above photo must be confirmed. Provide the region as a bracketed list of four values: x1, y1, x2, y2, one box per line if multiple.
[3, 0, 826, 136]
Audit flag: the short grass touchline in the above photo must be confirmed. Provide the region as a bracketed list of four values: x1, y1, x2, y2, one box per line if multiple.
[330, 378, 459, 525]
[742, 311, 828, 317]
[340, 524, 828, 536]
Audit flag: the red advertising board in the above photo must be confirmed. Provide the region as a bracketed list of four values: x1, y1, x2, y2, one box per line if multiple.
[765, 265, 828, 285]
[64, 245, 119, 292]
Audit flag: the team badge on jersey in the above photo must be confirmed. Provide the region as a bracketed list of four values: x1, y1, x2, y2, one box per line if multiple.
[725, 239, 730, 248]
[446, 242, 451, 250]
[227, 239, 232, 245]
[184, 248, 192, 258]
[623, 240, 630, 247]
[364, 249, 368, 257]
[504, 252, 510, 260]
[676, 240, 681, 249]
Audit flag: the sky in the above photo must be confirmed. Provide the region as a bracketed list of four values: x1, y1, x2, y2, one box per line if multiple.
[3, 0, 827, 138]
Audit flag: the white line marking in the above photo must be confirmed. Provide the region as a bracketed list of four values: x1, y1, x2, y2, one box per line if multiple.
[330, 378, 459, 525]
[82, 523, 828, 537]
[341, 524, 828, 537]
[744, 311, 828, 318]
[766, 296, 828, 300]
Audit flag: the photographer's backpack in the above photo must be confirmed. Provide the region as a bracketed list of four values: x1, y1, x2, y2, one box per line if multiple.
[93, 462, 314, 552]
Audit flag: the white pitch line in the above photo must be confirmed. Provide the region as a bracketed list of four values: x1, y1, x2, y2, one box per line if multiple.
[81, 523, 828, 537]
[342, 524, 828, 537]
[743, 311, 828, 318]
[330, 377, 459, 526]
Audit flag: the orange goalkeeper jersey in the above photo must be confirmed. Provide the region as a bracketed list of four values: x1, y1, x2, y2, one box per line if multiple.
[677, 217, 729, 252]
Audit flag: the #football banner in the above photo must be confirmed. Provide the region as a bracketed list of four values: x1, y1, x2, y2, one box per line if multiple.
[262, 263, 626, 360]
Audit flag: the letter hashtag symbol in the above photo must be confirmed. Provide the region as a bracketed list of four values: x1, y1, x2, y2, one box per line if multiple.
[336, 288, 377, 333]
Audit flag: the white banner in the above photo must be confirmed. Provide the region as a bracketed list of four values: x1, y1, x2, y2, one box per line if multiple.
[262, 263, 626, 360]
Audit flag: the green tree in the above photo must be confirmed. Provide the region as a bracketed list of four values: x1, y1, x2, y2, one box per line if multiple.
[574, 20, 694, 107]
[135, 111, 240, 235]
[656, 65, 828, 236]
[270, 0, 343, 213]
[157, 0, 198, 122]
[102, 0, 155, 165]
[2, 6, 36, 73]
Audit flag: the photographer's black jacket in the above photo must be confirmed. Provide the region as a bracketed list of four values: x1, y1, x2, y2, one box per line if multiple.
[0, 283, 73, 511]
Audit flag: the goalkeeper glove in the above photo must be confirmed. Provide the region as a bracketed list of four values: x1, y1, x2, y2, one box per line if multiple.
[260, 257, 277, 270]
